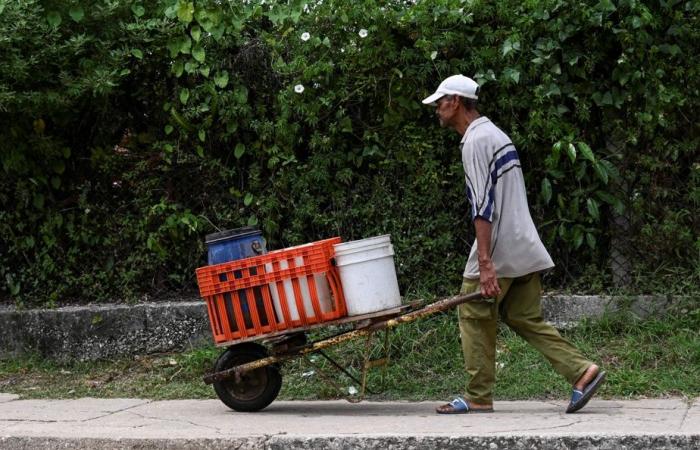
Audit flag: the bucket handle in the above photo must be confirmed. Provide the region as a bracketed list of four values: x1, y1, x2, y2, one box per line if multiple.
[251, 238, 266, 255]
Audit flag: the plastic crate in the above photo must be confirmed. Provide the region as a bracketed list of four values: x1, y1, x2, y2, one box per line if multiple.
[195, 237, 347, 345]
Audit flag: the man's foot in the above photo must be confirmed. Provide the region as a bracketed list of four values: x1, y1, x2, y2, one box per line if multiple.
[436, 397, 494, 414]
[567, 364, 606, 414]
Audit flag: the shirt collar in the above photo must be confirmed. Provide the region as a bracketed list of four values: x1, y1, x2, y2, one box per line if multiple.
[460, 116, 489, 144]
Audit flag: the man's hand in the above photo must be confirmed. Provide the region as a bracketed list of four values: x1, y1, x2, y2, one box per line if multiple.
[474, 217, 501, 299]
[479, 259, 501, 298]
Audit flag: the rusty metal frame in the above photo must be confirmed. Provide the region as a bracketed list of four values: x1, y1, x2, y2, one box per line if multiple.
[203, 291, 487, 385]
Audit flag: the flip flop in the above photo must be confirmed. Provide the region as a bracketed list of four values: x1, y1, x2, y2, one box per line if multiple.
[436, 397, 494, 414]
[566, 370, 606, 413]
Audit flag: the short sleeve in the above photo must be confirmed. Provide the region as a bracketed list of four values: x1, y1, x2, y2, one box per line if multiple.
[463, 136, 495, 222]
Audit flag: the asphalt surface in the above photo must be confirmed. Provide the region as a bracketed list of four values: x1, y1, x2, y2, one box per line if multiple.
[0, 394, 698, 449]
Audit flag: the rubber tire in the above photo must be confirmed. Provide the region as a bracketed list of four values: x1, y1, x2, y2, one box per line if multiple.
[212, 343, 282, 412]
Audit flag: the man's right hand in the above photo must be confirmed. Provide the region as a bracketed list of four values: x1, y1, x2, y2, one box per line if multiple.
[479, 259, 501, 298]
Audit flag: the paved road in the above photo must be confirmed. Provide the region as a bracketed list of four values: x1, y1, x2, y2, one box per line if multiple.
[0, 394, 698, 449]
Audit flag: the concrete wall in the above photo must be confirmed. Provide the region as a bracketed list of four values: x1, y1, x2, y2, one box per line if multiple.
[0, 295, 684, 361]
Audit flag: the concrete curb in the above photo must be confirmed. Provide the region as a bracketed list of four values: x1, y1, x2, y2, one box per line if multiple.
[0, 295, 686, 361]
[1, 435, 698, 450]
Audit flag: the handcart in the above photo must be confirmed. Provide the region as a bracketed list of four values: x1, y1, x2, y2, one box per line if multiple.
[195, 236, 487, 412]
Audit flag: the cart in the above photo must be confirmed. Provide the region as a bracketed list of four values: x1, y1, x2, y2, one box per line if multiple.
[202, 291, 486, 412]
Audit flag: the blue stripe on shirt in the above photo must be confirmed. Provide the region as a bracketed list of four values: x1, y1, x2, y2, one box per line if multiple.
[478, 149, 520, 221]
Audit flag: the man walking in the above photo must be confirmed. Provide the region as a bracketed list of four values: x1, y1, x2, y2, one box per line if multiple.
[422, 75, 605, 414]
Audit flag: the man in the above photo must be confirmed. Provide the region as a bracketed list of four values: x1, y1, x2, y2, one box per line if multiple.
[421, 75, 605, 414]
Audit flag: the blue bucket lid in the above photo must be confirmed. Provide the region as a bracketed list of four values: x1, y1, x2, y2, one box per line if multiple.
[205, 227, 261, 244]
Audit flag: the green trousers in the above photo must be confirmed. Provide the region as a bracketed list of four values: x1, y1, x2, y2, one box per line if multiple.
[458, 273, 591, 404]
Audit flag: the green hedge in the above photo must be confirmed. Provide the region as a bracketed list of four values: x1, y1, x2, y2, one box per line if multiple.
[1, 0, 698, 306]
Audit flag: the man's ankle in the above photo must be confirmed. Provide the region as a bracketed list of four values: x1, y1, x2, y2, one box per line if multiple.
[574, 364, 599, 390]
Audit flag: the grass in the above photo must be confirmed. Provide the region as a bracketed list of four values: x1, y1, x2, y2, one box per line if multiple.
[1, 302, 698, 402]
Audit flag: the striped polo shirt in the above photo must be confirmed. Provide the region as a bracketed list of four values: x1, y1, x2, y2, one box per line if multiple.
[460, 117, 554, 279]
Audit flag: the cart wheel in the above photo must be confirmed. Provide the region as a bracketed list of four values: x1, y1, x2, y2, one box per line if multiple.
[213, 342, 282, 412]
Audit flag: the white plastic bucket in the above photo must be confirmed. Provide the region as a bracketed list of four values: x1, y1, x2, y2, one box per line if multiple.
[333, 235, 401, 316]
[266, 257, 334, 322]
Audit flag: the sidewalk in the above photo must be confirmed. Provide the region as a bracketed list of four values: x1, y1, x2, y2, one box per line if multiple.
[1, 394, 698, 449]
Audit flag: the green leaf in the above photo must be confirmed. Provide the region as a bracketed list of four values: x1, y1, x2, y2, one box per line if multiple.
[599, 160, 620, 181]
[502, 39, 519, 57]
[46, 11, 62, 28]
[51, 176, 61, 189]
[120, 68, 131, 76]
[586, 232, 596, 250]
[131, 5, 145, 18]
[244, 193, 253, 206]
[541, 178, 552, 204]
[234, 143, 245, 159]
[573, 227, 583, 249]
[565, 143, 577, 162]
[587, 198, 600, 221]
[199, 65, 210, 77]
[191, 25, 202, 42]
[596, 0, 617, 13]
[577, 142, 595, 162]
[69, 6, 85, 22]
[215, 71, 229, 88]
[164, 124, 174, 135]
[545, 83, 561, 96]
[198, 129, 206, 142]
[503, 68, 520, 84]
[552, 141, 562, 164]
[196, 145, 204, 157]
[247, 216, 259, 226]
[173, 60, 184, 77]
[181, 37, 192, 54]
[192, 46, 205, 63]
[131, 48, 143, 59]
[179, 88, 190, 105]
[177, 1, 195, 23]
[593, 161, 609, 184]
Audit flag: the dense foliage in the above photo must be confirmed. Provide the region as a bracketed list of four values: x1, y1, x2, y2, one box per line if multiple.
[1, 0, 698, 306]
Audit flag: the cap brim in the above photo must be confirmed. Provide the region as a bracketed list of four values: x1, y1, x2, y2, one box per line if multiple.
[421, 92, 445, 106]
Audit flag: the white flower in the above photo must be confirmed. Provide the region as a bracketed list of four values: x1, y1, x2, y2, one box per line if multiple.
[430, 51, 438, 60]
[348, 386, 358, 395]
[301, 32, 310, 41]
[301, 370, 315, 378]
[358, 29, 368, 38]
[294, 84, 305, 94]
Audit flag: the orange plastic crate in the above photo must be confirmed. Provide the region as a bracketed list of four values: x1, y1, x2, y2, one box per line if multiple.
[195, 237, 347, 345]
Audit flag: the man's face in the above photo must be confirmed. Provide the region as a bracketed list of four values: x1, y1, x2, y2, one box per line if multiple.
[435, 95, 457, 128]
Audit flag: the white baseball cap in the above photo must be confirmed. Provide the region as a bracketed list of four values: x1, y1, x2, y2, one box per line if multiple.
[422, 74, 480, 105]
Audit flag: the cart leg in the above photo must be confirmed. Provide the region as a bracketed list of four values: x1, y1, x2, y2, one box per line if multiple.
[358, 328, 392, 400]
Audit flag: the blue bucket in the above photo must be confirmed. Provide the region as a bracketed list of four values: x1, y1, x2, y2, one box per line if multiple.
[204, 227, 272, 332]
[205, 227, 266, 265]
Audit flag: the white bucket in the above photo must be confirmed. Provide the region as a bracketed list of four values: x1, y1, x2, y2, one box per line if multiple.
[266, 258, 334, 322]
[333, 235, 402, 316]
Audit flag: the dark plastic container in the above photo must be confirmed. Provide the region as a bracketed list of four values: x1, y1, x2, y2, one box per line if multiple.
[204, 227, 272, 333]
[205, 227, 266, 265]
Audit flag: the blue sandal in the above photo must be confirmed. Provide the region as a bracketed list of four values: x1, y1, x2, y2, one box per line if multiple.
[436, 397, 494, 414]
[566, 370, 606, 413]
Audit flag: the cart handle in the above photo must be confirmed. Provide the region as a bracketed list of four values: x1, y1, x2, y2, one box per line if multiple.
[203, 291, 487, 384]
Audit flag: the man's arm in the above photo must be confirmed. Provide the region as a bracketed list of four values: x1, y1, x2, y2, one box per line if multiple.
[474, 217, 501, 298]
